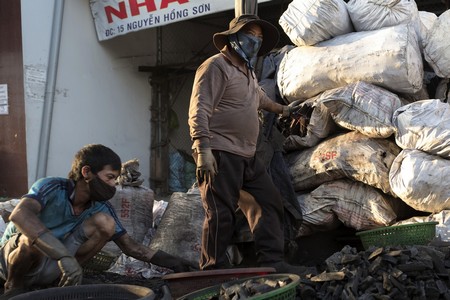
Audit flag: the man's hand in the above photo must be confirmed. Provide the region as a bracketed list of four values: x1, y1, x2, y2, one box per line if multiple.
[33, 231, 83, 286]
[57, 256, 83, 286]
[195, 148, 217, 184]
[151, 250, 197, 272]
[282, 105, 293, 117]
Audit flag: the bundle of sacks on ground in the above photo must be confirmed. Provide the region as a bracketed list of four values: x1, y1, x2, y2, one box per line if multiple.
[257, 0, 450, 241]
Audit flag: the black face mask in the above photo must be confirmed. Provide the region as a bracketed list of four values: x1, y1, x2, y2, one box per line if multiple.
[89, 176, 116, 202]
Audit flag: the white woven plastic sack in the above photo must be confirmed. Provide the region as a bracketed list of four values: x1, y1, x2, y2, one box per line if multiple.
[393, 99, 450, 158]
[389, 149, 450, 213]
[279, 0, 353, 47]
[346, 0, 425, 49]
[277, 24, 423, 102]
[102, 185, 154, 256]
[321, 179, 397, 231]
[285, 131, 401, 194]
[320, 81, 402, 138]
[419, 11, 438, 33]
[423, 10, 450, 78]
[296, 192, 341, 237]
[150, 192, 204, 266]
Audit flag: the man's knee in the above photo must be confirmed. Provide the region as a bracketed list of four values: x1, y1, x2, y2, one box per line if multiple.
[9, 235, 41, 262]
[84, 212, 115, 239]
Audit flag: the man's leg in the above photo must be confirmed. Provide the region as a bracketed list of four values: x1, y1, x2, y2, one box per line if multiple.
[242, 156, 285, 265]
[242, 157, 317, 276]
[2, 212, 115, 291]
[1, 234, 42, 293]
[198, 151, 244, 270]
[24, 212, 115, 287]
[74, 212, 115, 266]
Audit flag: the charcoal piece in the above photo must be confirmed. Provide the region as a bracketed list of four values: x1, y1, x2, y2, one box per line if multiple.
[341, 254, 360, 264]
[369, 256, 383, 274]
[423, 247, 449, 277]
[311, 271, 346, 282]
[424, 281, 440, 300]
[368, 247, 384, 260]
[386, 287, 403, 299]
[382, 272, 393, 291]
[389, 275, 406, 295]
[381, 254, 398, 265]
[358, 275, 375, 291]
[331, 284, 344, 300]
[435, 280, 449, 294]
[386, 250, 403, 257]
[397, 262, 429, 272]
[300, 284, 316, 300]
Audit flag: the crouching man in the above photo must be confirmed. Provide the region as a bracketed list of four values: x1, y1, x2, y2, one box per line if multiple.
[0, 144, 195, 299]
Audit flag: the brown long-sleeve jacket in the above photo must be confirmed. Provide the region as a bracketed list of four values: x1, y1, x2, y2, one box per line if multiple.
[188, 46, 284, 158]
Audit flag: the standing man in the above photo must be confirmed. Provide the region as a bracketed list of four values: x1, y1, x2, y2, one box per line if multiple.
[0, 144, 195, 299]
[188, 14, 311, 275]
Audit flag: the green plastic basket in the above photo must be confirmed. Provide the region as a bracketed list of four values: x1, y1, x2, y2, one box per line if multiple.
[356, 222, 438, 249]
[83, 250, 118, 274]
[177, 274, 300, 300]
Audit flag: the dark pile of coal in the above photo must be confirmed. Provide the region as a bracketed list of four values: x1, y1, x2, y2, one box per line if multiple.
[214, 276, 293, 300]
[299, 243, 450, 300]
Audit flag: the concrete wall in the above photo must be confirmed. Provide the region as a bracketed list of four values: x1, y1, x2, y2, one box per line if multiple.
[21, 0, 156, 187]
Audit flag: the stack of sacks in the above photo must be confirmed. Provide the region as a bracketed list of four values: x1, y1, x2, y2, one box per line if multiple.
[388, 99, 450, 242]
[277, 0, 424, 102]
[390, 99, 450, 213]
[268, 0, 450, 237]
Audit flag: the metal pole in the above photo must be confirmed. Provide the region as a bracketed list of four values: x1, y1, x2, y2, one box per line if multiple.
[235, 0, 258, 17]
[36, 0, 64, 180]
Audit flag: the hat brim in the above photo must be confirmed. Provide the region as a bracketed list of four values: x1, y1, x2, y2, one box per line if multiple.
[213, 19, 279, 56]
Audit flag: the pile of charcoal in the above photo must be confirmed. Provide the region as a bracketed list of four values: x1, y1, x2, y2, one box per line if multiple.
[216, 276, 293, 300]
[299, 243, 450, 300]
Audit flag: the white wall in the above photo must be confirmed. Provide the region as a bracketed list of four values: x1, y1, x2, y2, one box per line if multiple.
[21, 0, 156, 187]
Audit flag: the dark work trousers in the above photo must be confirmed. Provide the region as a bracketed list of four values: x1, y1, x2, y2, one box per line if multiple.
[196, 150, 285, 270]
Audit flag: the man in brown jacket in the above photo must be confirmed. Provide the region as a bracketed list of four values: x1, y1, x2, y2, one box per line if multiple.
[188, 14, 313, 275]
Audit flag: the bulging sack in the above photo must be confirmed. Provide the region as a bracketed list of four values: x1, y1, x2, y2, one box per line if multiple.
[346, 0, 426, 50]
[423, 10, 450, 78]
[279, 0, 353, 46]
[285, 131, 401, 194]
[103, 185, 154, 255]
[149, 192, 204, 266]
[277, 24, 423, 102]
[320, 81, 402, 138]
[393, 99, 450, 158]
[389, 149, 450, 213]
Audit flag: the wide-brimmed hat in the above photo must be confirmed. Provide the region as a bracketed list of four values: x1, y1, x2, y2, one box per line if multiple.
[213, 14, 279, 56]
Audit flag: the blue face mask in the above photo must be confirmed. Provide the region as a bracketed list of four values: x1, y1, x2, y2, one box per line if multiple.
[236, 32, 262, 59]
[229, 32, 263, 70]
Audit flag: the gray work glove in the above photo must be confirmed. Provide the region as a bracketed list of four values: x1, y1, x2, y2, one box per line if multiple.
[151, 250, 198, 272]
[282, 105, 293, 117]
[57, 256, 83, 287]
[195, 148, 217, 184]
[34, 231, 83, 286]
